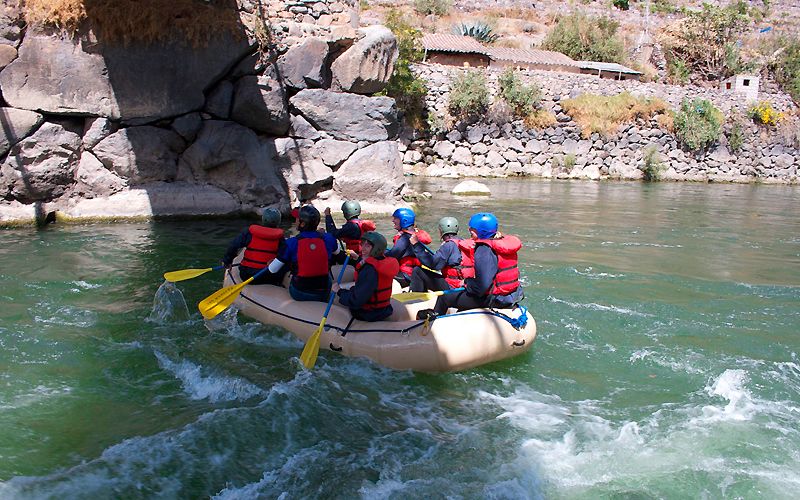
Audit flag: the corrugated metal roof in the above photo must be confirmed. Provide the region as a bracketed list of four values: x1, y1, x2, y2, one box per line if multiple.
[484, 47, 577, 67]
[576, 61, 643, 75]
[419, 33, 488, 54]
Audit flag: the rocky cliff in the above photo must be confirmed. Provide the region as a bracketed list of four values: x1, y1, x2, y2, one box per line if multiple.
[0, 0, 405, 226]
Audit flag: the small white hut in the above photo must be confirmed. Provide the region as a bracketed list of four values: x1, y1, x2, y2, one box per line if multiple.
[720, 75, 759, 102]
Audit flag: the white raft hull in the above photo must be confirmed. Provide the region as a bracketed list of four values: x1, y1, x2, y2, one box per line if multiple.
[223, 265, 536, 372]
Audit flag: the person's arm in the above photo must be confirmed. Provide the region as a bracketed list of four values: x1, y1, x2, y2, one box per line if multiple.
[337, 264, 378, 310]
[222, 229, 252, 266]
[384, 234, 408, 258]
[465, 244, 497, 296]
[324, 208, 338, 234]
[333, 221, 362, 241]
[414, 240, 458, 270]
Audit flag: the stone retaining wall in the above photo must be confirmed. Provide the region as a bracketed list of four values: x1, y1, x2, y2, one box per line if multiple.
[402, 63, 799, 184]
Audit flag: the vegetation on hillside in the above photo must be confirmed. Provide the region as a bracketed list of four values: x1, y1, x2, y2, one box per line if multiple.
[20, 0, 241, 45]
[448, 69, 490, 119]
[560, 92, 668, 138]
[540, 12, 627, 65]
[674, 98, 724, 150]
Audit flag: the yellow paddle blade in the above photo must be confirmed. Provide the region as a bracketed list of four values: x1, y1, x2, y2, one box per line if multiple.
[391, 290, 446, 303]
[299, 318, 326, 369]
[164, 267, 213, 282]
[198, 277, 254, 320]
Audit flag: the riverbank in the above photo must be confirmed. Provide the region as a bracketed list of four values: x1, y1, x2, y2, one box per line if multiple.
[400, 63, 799, 184]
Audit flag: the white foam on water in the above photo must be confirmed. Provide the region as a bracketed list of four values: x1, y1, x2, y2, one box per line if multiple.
[547, 296, 650, 317]
[154, 350, 265, 403]
[0, 383, 72, 410]
[33, 302, 97, 328]
[69, 281, 102, 292]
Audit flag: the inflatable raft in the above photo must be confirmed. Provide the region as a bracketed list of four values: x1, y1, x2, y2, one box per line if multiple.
[222, 264, 536, 372]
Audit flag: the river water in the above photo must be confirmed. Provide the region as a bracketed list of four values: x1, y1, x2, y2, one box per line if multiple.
[1, 179, 798, 499]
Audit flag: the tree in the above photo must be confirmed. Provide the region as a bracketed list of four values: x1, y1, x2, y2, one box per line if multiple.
[541, 12, 627, 64]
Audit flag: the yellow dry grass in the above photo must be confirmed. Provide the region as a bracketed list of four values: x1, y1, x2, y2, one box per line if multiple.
[561, 91, 669, 138]
[20, 0, 242, 46]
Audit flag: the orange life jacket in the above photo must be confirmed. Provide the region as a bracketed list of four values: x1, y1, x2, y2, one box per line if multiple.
[441, 237, 476, 289]
[295, 234, 330, 278]
[393, 228, 432, 276]
[341, 219, 377, 253]
[354, 256, 400, 310]
[242, 225, 283, 268]
[473, 234, 521, 296]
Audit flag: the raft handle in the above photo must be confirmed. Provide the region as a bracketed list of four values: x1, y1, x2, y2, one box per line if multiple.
[512, 340, 526, 347]
[329, 343, 343, 352]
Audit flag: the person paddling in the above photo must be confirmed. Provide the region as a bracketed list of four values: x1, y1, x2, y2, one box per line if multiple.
[222, 208, 287, 285]
[409, 216, 474, 293]
[332, 231, 400, 322]
[268, 205, 344, 302]
[384, 208, 432, 288]
[324, 200, 376, 255]
[416, 213, 523, 320]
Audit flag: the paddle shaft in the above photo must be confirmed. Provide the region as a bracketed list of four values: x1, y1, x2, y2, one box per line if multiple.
[299, 256, 350, 369]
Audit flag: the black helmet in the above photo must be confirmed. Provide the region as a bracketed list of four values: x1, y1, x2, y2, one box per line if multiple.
[341, 200, 361, 220]
[361, 231, 387, 258]
[438, 217, 459, 237]
[261, 208, 281, 227]
[293, 205, 320, 230]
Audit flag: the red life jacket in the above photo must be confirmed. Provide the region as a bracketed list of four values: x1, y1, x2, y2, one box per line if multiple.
[441, 237, 476, 289]
[473, 234, 522, 296]
[242, 225, 283, 268]
[354, 256, 400, 310]
[341, 219, 377, 253]
[295, 234, 330, 278]
[393, 229, 432, 276]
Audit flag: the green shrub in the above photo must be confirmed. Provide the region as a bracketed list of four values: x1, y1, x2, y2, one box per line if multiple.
[379, 9, 428, 130]
[613, 0, 629, 10]
[541, 12, 627, 64]
[773, 37, 800, 105]
[674, 98, 724, 151]
[564, 154, 576, 170]
[498, 67, 541, 118]
[413, 0, 450, 17]
[560, 91, 669, 138]
[728, 120, 744, 152]
[748, 101, 783, 126]
[451, 20, 499, 44]
[640, 145, 663, 181]
[448, 69, 490, 119]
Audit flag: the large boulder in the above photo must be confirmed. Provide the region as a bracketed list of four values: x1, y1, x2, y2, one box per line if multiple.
[92, 126, 185, 185]
[333, 141, 403, 202]
[276, 37, 329, 90]
[331, 25, 398, 94]
[178, 120, 288, 207]
[290, 89, 398, 142]
[0, 26, 252, 123]
[0, 107, 44, 156]
[269, 137, 334, 205]
[0, 122, 81, 202]
[74, 151, 127, 198]
[230, 66, 290, 135]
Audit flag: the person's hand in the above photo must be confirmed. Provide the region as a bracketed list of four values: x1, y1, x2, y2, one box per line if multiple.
[222, 262, 231, 270]
[346, 249, 359, 260]
[332, 283, 341, 293]
[324, 207, 331, 216]
[409, 233, 418, 245]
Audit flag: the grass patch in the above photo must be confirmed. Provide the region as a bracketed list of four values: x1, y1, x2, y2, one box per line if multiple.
[561, 91, 668, 138]
[20, 0, 242, 46]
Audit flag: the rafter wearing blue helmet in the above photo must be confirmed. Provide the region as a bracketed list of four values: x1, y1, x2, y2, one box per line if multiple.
[416, 212, 524, 321]
[385, 208, 432, 288]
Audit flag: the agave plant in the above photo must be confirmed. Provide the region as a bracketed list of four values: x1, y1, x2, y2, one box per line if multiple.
[451, 20, 499, 44]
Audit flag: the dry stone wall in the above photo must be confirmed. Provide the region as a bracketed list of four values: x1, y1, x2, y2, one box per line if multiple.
[403, 64, 799, 184]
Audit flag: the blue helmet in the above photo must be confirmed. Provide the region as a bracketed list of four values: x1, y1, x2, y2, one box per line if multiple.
[469, 213, 498, 239]
[392, 208, 415, 228]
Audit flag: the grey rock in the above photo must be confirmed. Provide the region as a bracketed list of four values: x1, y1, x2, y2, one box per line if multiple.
[452, 146, 473, 165]
[290, 89, 397, 142]
[333, 141, 404, 202]
[82, 117, 114, 150]
[93, 126, 184, 185]
[446, 130, 463, 142]
[775, 153, 795, 169]
[331, 25, 398, 94]
[171, 113, 203, 143]
[471, 142, 488, 154]
[486, 150, 506, 168]
[466, 127, 483, 144]
[230, 68, 290, 136]
[289, 114, 322, 140]
[74, 151, 127, 197]
[277, 36, 329, 90]
[0, 26, 251, 123]
[314, 138, 357, 168]
[0, 43, 16, 68]
[0, 107, 44, 156]
[433, 140, 455, 158]
[204, 80, 234, 119]
[1, 122, 81, 202]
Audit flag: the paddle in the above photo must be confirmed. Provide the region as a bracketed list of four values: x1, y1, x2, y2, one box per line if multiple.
[299, 256, 349, 370]
[198, 266, 270, 320]
[392, 287, 465, 303]
[164, 264, 235, 282]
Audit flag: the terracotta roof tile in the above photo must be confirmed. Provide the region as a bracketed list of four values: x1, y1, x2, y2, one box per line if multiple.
[484, 47, 578, 67]
[419, 33, 488, 53]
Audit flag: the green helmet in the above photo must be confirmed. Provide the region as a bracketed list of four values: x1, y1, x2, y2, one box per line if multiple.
[261, 208, 281, 227]
[342, 200, 361, 220]
[438, 217, 459, 237]
[361, 231, 387, 258]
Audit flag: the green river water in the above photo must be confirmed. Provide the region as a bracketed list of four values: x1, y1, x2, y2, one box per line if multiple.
[0, 178, 798, 499]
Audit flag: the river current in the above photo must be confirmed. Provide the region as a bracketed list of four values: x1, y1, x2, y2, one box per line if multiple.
[1, 179, 798, 499]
